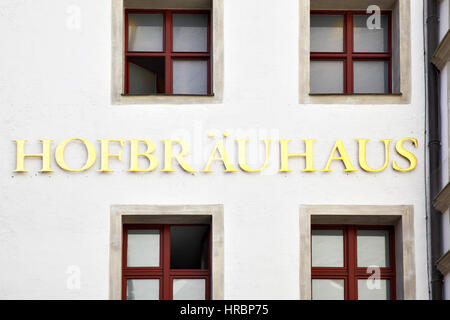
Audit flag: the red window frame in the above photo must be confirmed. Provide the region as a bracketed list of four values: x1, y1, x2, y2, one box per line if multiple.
[122, 224, 211, 300]
[124, 9, 212, 95]
[310, 10, 392, 94]
[311, 225, 396, 300]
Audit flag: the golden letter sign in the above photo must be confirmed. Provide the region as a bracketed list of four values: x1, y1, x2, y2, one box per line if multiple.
[13, 136, 418, 174]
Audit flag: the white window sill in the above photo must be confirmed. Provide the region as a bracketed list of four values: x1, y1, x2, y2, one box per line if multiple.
[121, 93, 215, 97]
[309, 93, 403, 96]
[112, 92, 221, 105]
[303, 92, 409, 105]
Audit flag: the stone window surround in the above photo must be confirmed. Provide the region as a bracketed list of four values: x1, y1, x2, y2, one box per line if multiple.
[299, 205, 416, 300]
[432, 30, 450, 71]
[300, 0, 412, 104]
[109, 204, 224, 300]
[111, 0, 224, 105]
[437, 250, 450, 276]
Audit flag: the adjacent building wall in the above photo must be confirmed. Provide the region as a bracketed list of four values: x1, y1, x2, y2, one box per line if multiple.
[437, 0, 450, 300]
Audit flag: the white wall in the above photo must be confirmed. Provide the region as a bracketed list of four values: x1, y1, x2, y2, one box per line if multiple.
[439, 0, 449, 41]
[0, 0, 428, 299]
[440, 63, 450, 261]
[439, 0, 450, 300]
[441, 65, 449, 181]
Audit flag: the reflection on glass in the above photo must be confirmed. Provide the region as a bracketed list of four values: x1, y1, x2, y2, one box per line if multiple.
[357, 229, 390, 267]
[127, 279, 159, 300]
[128, 14, 164, 52]
[173, 279, 206, 300]
[358, 279, 390, 300]
[312, 279, 345, 300]
[128, 57, 165, 94]
[173, 60, 208, 95]
[353, 61, 389, 94]
[129, 62, 157, 95]
[173, 14, 208, 52]
[353, 14, 389, 53]
[310, 15, 344, 52]
[312, 229, 344, 267]
[127, 229, 160, 267]
[170, 225, 209, 269]
[310, 60, 344, 93]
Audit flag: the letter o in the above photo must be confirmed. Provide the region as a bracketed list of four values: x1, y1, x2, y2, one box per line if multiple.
[55, 138, 97, 172]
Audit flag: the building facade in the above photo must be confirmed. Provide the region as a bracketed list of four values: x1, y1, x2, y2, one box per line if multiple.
[0, 0, 446, 300]
[430, 0, 450, 300]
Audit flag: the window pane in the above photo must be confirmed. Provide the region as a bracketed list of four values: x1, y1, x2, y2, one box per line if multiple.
[128, 14, 164, 52]
[127, 229, 160, 267]
[173, 14, 208, 52]
[354, 14, 389, 52]
[358, 279, 390, 300]
[171, 226, 209, 269]
[312, 229, 344, 267]
[353, 61, 389, 94]
[128, 57, 165, 94]
[310, 15, 344, 52]
[127, 279, 159, 300]
[310, 60, 344, 94]
[312, 279, 345, 300]
[357, 229, 390, 267]
[173, 279, 206, 300]
[129, 62, 157, 95]
[173, 60, 208, 95]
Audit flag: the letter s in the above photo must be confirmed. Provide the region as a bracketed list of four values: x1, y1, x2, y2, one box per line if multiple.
[393, 138, 418, 172]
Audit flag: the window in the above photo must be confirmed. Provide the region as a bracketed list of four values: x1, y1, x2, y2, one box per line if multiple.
[112, 0, 224, 104]
[300, 0, 411, 104]
[122, 224, 211, 300]
[310, 11, 392, 94]
[125, 10, 211, 96]
[311, 225, 396, 300]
